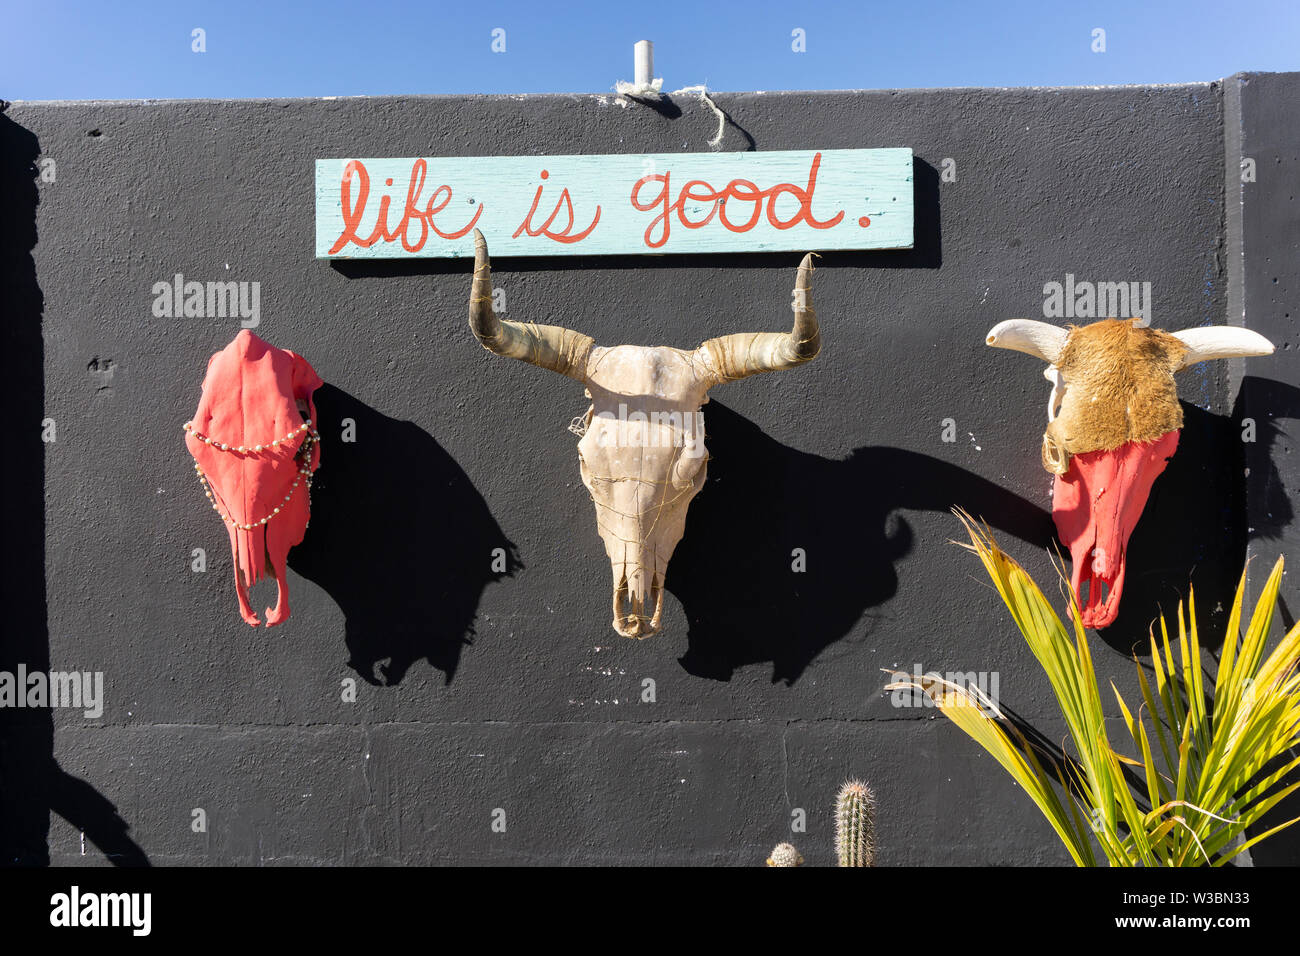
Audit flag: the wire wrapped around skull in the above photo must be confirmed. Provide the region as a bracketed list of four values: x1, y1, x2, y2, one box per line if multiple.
[698, 253, 821, 384]
[468, 229, 594, 381]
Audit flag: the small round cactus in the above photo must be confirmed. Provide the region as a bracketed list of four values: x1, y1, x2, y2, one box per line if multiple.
[835, 779, 876, 867]
[765, 842, 804, 867]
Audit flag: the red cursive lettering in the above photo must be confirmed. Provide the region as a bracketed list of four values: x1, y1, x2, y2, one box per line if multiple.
[512, 170, 601, 244]
[328, 159, 482, 255]
[629, 151, 844, 249]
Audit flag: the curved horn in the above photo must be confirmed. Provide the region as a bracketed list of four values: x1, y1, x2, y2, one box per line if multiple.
[985, 319, 1069, 364]
[698, 253, 821, 385]
[469, 229, 594, 382]
[1171, 326, 1275, 369]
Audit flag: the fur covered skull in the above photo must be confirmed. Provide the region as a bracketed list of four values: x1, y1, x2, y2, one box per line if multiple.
[986, 317, 1273, 627]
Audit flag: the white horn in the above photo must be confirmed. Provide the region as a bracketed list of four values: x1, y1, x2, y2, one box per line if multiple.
[1172, 326, 1275, 369]
[985, 319, 1069, 364]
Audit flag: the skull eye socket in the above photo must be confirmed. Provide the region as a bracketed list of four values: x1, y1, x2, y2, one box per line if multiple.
[568, 404, 595, 439]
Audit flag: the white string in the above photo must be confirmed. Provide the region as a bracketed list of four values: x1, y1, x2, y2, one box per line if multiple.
[614, 78, 729, 150]
[670, 85, 726, 149]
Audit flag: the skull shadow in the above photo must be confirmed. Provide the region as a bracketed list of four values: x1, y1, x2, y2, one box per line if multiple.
[1094, 400, 1275, 655]
[666, 401, 1057, 684]
[1230, 375, 1300, 867]
[288, 384, 521, 686]
[1239, 375, 1300, 547]
[668, 392, 1294, 682]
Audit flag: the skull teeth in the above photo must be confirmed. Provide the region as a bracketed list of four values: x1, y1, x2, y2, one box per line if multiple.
[612, 569, 665, 639]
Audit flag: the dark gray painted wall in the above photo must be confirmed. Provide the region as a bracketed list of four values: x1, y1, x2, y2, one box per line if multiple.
[1, 74, 1295, 866]
[1231, 72, 1300, 866]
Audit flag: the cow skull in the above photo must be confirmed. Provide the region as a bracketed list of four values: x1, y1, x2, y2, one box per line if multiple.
[184, 330, 323, 627]
[986, 317, 1274, 628]
[468, 229, 821, 638]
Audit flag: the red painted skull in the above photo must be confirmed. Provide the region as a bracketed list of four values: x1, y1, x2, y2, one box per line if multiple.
[185, 330, 322, 626]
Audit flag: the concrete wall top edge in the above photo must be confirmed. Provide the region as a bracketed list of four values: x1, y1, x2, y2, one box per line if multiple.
[11, 74, 1279, 110]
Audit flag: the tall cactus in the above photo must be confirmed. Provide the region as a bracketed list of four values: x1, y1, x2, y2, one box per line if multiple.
[834, 779, 876, 867]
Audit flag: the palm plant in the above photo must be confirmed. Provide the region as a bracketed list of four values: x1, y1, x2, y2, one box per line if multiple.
[888, 510, 1300, 866]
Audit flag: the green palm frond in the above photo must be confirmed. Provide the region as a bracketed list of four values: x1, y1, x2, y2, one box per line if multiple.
[885, 510, 1300, 866]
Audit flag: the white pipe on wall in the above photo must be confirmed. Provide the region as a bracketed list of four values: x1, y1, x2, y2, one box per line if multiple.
[634, 40, 653, 89]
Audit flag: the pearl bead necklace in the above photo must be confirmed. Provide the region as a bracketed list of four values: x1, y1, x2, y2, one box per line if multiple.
[192, 460, 316, 530]
[184, 418, 317, 453]
[186, 417, 320, 530]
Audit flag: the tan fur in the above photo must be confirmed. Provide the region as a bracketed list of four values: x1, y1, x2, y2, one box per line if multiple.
[1044, 319, 1188, 466]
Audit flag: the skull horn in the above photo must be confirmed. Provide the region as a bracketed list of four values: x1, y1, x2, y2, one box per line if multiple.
[985, 319, 1070, 364]
[1172, 326, 1275, 369]
[699, 253, 822, 384]
[468, 229, 594, 382]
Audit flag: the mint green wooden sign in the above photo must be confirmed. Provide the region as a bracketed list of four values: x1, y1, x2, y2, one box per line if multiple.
[315, 148, 913, 258]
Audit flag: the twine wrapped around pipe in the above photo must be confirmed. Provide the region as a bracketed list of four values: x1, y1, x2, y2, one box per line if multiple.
[614, 77, 664, 98]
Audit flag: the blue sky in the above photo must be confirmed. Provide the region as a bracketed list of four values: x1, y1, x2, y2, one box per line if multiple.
[3, 0, 1297, 100]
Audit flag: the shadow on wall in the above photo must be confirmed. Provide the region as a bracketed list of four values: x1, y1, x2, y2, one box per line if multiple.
[287, 384, 521, 686]
[1237, 374, 1300, 866]
[666, 401, 1057, 684]
[1101, 385, 1298, 656]
[0, 111, 148, 866]
[671, 395, 1294, 686]
[1094, 402, 1251, 655]
[1253, 583, 1300, 864]
[613, 90, 756, 149]
[1239, 375, 1300, 543]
